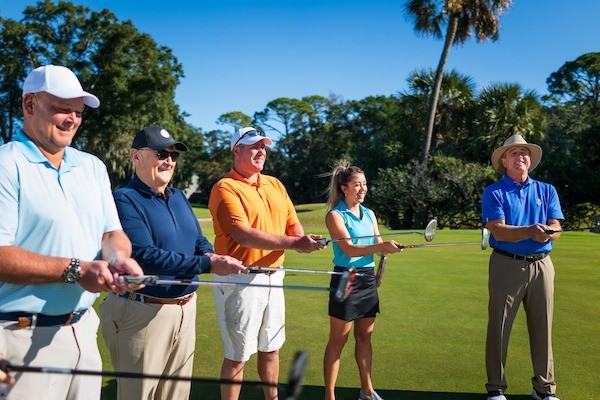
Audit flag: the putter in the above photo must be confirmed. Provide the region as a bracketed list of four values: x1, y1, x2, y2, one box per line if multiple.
[124, 268, 357, 302]
[0, 351, 308, 400]
[317, 219, 437, 246]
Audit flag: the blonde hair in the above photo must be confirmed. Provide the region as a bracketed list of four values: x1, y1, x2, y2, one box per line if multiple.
[324, 160, 365, 211]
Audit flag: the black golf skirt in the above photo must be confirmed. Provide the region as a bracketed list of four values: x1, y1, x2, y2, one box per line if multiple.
[328, 266, 380, 321]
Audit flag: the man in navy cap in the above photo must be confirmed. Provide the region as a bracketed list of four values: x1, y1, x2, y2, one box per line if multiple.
[101, 126, 246, 400]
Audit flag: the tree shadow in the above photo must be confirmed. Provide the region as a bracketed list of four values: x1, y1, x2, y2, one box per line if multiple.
[103, 380, 535, 399]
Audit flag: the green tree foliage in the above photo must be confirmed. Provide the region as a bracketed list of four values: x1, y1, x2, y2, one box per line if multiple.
[541, 52, 600, 213]
[369, 157, 495, 229]
[0, 0, 196, 187]
[403, 0, 513, 164]
[467, 82, 546, 163]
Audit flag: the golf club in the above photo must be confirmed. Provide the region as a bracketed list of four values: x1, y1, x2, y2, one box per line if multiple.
[544, 217, 600, 234]
[398, 227, 490, 251]
[124, 268, 357, 302]
[246, 266, 365, 277]
[375, 255, 387, 287]
[0, 351, 308, 400]
[317, 219, 437, 246]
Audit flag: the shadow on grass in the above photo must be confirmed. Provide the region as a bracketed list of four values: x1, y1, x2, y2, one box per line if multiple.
[103, 380, 534, 400]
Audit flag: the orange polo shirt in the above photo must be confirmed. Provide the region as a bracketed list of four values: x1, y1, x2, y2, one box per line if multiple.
[208, 168, 300, 267]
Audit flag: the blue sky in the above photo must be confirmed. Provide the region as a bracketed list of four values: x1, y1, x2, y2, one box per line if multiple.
[2, 0, 599, 133]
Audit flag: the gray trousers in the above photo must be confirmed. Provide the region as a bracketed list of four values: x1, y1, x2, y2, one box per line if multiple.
[485, 251, 556, 395]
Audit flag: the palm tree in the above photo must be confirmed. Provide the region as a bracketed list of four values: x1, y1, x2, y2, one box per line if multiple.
[405, 68, 476, 155]
[403, 0, 513, 165]
[469, 82, 545, 163]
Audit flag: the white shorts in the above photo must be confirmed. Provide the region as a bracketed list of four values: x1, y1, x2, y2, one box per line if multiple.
[213, 270, 286, 362]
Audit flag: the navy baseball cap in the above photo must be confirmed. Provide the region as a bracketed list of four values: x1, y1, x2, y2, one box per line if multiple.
[131, 126, 188, 151]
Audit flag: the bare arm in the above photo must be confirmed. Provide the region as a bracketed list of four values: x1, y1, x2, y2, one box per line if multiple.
[230, 225, 324, 254]
[0, 245, 71, 284]
[486, 218, 562, 243]
[325, 210, 401, 257]
[0, 230, 144, 294]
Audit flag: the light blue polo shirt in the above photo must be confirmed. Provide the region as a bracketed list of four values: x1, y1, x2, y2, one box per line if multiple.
[482, 175, 564, 255]
[330, 201, 376, 268]
[0, 131, 122, 314]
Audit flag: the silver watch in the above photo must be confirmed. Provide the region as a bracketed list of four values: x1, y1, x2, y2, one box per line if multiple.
[62, 258, 81, 283]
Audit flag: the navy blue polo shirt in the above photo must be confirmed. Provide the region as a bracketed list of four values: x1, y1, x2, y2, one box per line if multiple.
[114, 175, 213, 298]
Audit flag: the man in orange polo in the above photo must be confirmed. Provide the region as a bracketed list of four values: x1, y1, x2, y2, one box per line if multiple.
[209, 126, 325, 400]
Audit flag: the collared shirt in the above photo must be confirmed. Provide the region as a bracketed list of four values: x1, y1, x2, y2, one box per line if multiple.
[0, 131, 121, 314]
[114, 175, 213, 298]
[330, 201, 376, 268]
[482, 174, 564, 255]
[208, 168, 299, 267]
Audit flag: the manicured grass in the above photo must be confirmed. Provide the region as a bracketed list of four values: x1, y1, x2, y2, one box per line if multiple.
[97, 204, 599, 399]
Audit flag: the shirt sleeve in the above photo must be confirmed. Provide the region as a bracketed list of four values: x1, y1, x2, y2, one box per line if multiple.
[115, 194, 211, 276]
[482, 184, 505, 224]
[211, 181, 250, 235]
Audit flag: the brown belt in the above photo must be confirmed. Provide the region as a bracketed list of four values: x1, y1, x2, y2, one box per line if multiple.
[121, 292, 195, 305]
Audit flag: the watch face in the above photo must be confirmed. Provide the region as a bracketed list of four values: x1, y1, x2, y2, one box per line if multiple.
[64, 259, 81, 283]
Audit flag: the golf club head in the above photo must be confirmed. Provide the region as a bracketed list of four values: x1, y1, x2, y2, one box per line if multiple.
[335, 268, 355, 302]
[481, 228, 490, 250]
[282, 351, 309, 400]
[375, 256, 387, 287]
[424, 219, 437, 242]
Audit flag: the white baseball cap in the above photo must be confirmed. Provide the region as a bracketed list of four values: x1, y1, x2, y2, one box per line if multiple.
[230, 126, 273, 150]
[22, 65, 100, 108]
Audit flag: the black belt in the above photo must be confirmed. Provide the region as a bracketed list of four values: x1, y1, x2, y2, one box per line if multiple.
[493, 248, 549, 262]
[0, 309, 87, 329]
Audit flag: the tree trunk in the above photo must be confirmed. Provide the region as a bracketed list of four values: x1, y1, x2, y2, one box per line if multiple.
[422, 15, 459, 165]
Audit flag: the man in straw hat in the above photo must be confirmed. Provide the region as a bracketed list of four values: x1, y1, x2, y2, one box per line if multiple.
[482, 134, 563, 400]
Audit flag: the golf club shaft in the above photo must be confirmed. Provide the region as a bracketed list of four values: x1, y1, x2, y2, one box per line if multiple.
[400, 241, 482, 249]
[0, 360, 275, 387]
[246, 266, 364, 276]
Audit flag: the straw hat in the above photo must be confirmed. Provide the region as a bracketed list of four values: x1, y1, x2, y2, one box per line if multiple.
[491, 134, 542, 174]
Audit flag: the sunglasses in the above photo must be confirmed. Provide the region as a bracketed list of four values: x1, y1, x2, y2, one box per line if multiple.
[156, 150, 180, 161]
[233, 129, 266, 147]
[139, 148, 180, 162]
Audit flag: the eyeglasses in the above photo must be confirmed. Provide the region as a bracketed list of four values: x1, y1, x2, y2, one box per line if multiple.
[139, 148, 180, 162]
[233, 129, 266, 147]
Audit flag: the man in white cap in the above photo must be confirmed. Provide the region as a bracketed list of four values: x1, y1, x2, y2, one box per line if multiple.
[0, 65, 144, 399]
[208, 127, 325, 400]
[482, 134, 563, 400]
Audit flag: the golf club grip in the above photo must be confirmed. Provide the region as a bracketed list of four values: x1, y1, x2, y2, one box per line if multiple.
[0, 359, 9, 372]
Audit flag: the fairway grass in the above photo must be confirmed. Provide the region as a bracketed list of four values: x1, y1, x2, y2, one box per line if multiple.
[97, 204, 599, 399]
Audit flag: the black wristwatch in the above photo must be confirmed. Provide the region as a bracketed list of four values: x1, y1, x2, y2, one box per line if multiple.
[62, 258, 81, 283]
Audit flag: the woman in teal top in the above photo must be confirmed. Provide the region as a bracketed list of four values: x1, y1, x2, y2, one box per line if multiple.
[323, 161, 403, 400]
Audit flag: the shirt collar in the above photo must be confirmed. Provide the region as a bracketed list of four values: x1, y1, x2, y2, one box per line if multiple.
[228, 168, 265, 187]
[502, 174, 531, 187]
[15, 130, 81, 170]
[130, 174, 174, 198]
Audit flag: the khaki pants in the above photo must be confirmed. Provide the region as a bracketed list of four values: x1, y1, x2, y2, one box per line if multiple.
[485, 252, 556, 394]
[100, 292, 197, 400]
[0, 309, 102, 400]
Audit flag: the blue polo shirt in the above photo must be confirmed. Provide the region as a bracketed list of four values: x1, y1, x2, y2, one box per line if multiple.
[482, 175, 564, 255]
[0, 131, 121, 314]
[114, 175, 213, 298]
[330, 201, 376, 268]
